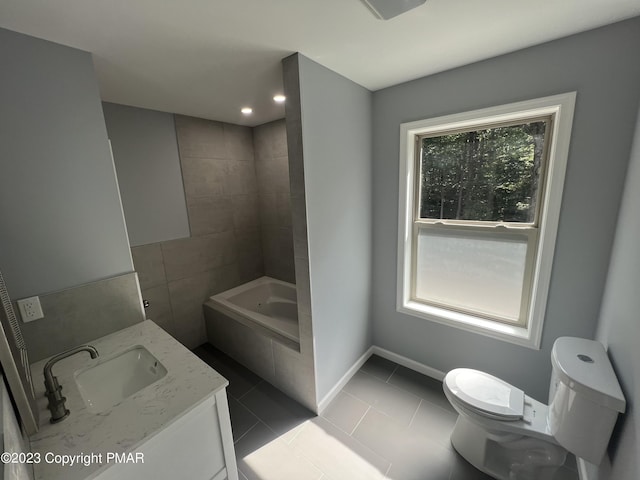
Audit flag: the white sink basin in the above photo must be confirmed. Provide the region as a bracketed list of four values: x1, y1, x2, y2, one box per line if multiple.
[74, 345, 167, 413]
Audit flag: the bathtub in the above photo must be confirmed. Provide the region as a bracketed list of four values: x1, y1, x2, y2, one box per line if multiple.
[204, 276, 299, 348]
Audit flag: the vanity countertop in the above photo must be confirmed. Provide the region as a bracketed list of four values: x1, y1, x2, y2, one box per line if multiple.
[28, 320, 228, 480]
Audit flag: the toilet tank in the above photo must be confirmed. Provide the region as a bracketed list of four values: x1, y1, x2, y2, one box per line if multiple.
[548, 337, 626, 465]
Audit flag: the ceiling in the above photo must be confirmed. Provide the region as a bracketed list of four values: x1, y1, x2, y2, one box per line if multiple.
[1, 0, 639, 127]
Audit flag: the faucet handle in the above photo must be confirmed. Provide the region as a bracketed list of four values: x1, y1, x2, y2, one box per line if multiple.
[45, 386, 70, 423]
[44, 375, 61, 397]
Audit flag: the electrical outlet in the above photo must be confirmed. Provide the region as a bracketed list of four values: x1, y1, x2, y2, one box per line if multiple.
[17, 296, 44, 323]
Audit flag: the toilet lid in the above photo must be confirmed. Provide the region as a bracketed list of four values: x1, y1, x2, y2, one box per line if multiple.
[444, 368, 524, 420]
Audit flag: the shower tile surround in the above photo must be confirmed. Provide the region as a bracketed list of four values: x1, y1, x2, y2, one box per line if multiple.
[131, 114, 302, 344]
[204, 60, 317, 410]
[123, 105, 316, 409]
[131, 116, 266, 349]
[254, 120, 295, 284]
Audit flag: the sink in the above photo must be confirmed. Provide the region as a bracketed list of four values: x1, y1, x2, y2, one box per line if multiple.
[74, 345, 167, 413]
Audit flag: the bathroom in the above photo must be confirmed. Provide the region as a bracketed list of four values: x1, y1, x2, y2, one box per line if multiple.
[1, 3, 640, 480]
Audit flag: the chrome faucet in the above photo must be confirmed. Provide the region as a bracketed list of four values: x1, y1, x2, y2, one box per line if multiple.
[43, 345, 99, 423]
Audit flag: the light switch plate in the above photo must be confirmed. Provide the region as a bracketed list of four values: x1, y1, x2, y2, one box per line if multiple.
[17, 296, 44, 322]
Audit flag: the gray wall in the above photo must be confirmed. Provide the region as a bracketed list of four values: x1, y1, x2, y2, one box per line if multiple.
[102, 102, 190, 246]
[296, 54, 373, 401]
[595, 103, 640, 480]
[371, 17, 640, 401]
[0, 28, 133, 300]
[254, 119, 295, 283]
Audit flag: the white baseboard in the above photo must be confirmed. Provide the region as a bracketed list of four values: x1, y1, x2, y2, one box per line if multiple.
[316, 346, 373, 414]
[317, 345, 446, 413]
[371, 345, 446, 381]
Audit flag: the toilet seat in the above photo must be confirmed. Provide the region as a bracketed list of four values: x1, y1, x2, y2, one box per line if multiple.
[444, 368, 524, 421]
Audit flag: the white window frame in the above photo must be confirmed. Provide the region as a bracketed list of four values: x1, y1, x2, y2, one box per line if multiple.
[396, 93, 576, 349]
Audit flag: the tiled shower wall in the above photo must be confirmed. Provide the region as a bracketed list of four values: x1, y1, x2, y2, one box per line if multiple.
[132, 115, 265, 349]
[204, 57, 319, 411]
[254, 119, 295, 283]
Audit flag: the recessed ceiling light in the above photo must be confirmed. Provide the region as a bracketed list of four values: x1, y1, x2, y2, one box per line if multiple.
[241, 107, 252, 115]
[273, 95, 286, 103]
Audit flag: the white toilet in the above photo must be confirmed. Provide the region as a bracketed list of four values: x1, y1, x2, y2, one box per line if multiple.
[443, 337, 626, 480]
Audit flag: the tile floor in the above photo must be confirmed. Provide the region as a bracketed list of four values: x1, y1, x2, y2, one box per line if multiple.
[194, 344, 578, 480]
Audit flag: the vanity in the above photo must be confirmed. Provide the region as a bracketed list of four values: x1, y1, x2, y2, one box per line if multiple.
[28, 320, 238, 480]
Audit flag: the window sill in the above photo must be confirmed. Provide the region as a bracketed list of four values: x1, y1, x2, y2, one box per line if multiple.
[397, 300, 542, 350]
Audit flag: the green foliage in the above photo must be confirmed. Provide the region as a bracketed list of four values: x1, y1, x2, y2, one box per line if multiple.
[420, 121, 546, 223]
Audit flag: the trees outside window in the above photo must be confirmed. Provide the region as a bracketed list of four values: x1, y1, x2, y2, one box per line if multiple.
[419, 120, 548, 224]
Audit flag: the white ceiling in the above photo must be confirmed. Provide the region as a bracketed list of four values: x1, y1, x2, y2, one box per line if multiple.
[1, 0, 639, 126]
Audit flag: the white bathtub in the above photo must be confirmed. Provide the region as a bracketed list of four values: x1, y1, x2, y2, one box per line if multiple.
[205, 276, 299, 347]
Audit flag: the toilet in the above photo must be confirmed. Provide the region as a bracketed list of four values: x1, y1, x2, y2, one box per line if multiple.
[443, 337, 626, 480]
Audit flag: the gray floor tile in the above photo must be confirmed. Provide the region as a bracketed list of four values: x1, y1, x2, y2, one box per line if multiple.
[409, 400, 457, 450]
[193, 343, 262, 399]
[240, 381, 315, 436]
[344, 371, 421, 426]
[360, 355, 398, 382]
[228, 396, 260, 442]
[290, 416, 390, 480]
[386, 456, 452, 480]
[449, 451, 494, 480]
[321, 391, 369, 435]
[387, 366, 454, 412]
[234, 421, 279, 460]
[236, 422, 323, 480]
[352, 407, 450, 468]
[199, 345, 565, 480]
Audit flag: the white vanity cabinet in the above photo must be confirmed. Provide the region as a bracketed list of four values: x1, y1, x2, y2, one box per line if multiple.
[94, 390, 237, 480]
[29, 321, 239, 480]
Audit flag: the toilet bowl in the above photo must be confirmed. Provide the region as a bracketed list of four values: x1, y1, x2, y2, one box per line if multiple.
[442, 337, 626, 480]
[444, 368, 567, 480]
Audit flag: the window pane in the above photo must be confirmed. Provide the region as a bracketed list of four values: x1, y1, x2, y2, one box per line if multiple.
[414, 228, 528, 322]
[419, 120, 547, 223]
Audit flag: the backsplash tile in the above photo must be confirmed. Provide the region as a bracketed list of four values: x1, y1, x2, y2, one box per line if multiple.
[21, 273, 144, 362]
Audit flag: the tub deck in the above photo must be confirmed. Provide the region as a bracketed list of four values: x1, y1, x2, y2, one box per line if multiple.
[205, 276, 300, 350]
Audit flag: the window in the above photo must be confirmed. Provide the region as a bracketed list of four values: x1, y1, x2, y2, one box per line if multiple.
[397, 93, 576, 349]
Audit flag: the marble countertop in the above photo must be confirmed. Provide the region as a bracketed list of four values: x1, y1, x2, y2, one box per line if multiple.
[29, 320, 228, 480]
